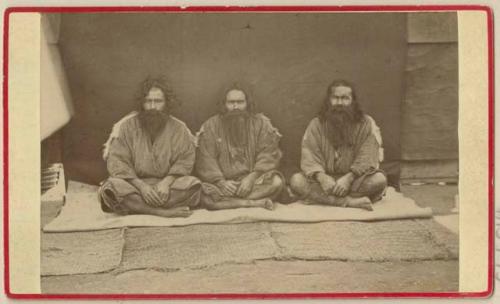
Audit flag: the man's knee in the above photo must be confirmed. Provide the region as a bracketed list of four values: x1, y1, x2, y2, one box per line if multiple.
[355, 172, 387, 196]
[183, 182, 202, 197]
[167, 182, 202, 208]
[367, 172, 387, 190]
[117, 193, 143, 215]
[270, 175, 284, 192]
[289, 172, 309, 196]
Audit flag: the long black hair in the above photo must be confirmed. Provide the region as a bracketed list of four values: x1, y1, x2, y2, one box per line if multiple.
[318, 79, 363, 123]
[218, 83, 255, 114]
[136, 77, 178, 112]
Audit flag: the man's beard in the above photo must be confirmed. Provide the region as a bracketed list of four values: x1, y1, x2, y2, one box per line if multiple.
[138, 109, 168, 140]
[324, 104, 357, 148]
[222, 110, 250, 148]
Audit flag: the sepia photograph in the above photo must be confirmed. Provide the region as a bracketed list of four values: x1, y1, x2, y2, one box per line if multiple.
[3, 6, 491, 297]
[37, 9, 461, 295]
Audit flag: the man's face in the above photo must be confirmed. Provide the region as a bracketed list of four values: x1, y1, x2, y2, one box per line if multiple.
[143, 87, 166, 112]
[329, 85, 353, 107]
[225, 89, 248, 112]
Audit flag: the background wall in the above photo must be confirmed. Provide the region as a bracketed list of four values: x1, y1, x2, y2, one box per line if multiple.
[401, 12, 458, 182]
[56, 12, 409, 184]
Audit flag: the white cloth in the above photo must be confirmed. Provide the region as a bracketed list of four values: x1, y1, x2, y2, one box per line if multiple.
[43, 181, 433, 232]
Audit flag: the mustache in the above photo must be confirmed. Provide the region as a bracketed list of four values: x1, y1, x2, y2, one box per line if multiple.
[142, 109, 166, 115]
[327, 105, 355, 120]
[329, 104, 351, 112]
[224, 109, 249, 117]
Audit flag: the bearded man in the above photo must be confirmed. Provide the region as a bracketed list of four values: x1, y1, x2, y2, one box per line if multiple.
[195, 86, 284, 210]
[289, 80, 387, 211]
[98, 78, 200, 218]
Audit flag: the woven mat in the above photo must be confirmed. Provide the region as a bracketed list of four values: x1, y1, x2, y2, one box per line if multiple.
[41, 229, 125, 276]
[269, 220, 458, 262]
[415, 218, 459, 257]
[117, 219, 458, 272]
[44, 181, 432, 232]
[119, 223, 279, 271]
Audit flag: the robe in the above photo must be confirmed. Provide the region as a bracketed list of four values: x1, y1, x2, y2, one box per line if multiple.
[99, 114, 200, 214]
[107, 114, 196, 179]
[195, 113, 282, 183]
[301, 115, 381, 179]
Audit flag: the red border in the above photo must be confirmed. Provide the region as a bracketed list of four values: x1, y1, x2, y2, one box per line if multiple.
[3, 4, 9, 299]
[2, 5, 494, 299]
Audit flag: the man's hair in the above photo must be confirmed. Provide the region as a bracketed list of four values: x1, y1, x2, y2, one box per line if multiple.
[137, 77, 177, 112]
[218, 83, 255, 114]
[318, 79, 363, 122]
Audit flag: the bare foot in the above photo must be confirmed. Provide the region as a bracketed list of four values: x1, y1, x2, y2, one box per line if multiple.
[158, 206, 193, 218]
[262, 198, 274, 210]
[250, 198, 275, 210]
[345, 196, 373, 211]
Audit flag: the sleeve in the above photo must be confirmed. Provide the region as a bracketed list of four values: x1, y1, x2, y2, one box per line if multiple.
[168, 125, 197, 176]
[300, 119, 327, 178]
[106, 124, 138, 179]
[349, 120, 380, 176]
[253, 117, 282, 173]
[195, 123, 226, 183]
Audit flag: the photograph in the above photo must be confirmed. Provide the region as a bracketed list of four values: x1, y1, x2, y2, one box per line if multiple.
[3, 5, 492, 298]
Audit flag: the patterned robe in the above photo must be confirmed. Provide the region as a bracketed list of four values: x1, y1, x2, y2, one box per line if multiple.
[195, 113, 282, 183]
[301, 115, 381, 179]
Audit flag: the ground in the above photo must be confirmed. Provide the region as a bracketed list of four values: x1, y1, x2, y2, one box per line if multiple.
[40, 184, 458, 294]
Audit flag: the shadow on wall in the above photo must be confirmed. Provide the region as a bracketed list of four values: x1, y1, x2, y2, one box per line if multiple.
[56, 12, 408, 185]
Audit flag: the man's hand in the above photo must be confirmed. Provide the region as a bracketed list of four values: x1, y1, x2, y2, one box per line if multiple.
[154, 175, 176, 205]
[332, 172, 355, 197]
[154, 180, 171, 204]
[236, 173, 258, 198]
[316, 172, 336, 195]
[139, 183, 164, 207]
[216, 180, 239, 197]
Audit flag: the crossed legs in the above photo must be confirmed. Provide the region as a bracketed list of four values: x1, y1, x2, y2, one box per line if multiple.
[289, 172, 387, 211]
[99, 178, 201, 218]
[201, 175, 284, 211]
